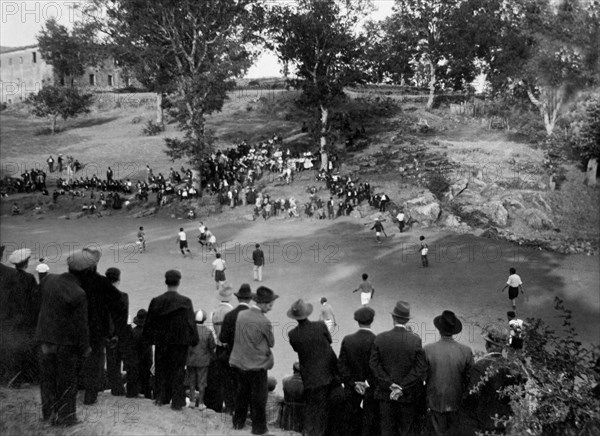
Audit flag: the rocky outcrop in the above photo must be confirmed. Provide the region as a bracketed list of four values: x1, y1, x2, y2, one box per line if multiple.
[402, 191, 441, 225]
[519, 208, 555, 230]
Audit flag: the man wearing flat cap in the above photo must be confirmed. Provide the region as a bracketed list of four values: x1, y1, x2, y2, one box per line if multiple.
[207, 284, 234, 412]
[69, 247, 127, 405]
[218, 283, 254, 412]
[143, 269, 199, 410]
[424, 310, 473, 436]
[288, 298, 340, 436]
[338, 306, 379, 436]
[36, 257, 90, 425]
[370, 301, 427, 436]
[1, 248, 40, 384]
[338, 307, 379, 436]
[229, 286, 278, 435]
[465, 325, 524, 434]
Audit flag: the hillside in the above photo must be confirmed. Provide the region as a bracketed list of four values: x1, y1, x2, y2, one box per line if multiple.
[4, 87, 596, 253]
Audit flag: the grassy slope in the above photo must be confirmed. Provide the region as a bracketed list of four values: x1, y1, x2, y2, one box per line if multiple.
[1, 89, 598, 243]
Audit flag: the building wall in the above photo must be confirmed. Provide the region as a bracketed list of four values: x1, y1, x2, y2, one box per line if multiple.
[0, 46, 54, 103]
[0, 46, 138, 104]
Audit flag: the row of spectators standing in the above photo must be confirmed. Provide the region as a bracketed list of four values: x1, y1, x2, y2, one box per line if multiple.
[0, 245, 523, 435]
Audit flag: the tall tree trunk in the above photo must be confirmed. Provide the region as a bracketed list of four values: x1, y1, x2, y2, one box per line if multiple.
[51, 115, 57, 134]
[156, 93, 164, 125]
[527, 87, 563, 136]
[426, 59, 436, 109]
[191, 168, 202, 193]
[585, 158, 598, 187]
[319, 104, 329, 171]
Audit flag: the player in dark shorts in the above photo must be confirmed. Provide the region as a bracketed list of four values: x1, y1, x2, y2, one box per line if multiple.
[176, 227, 192, 257]
[501, 267, 524, 310]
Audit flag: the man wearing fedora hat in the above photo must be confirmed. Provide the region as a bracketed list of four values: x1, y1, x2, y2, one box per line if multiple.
[423, 310, 474, 436]
[370, 301, 427, 436]
[338, 306, 379, 436]
[229, 286, 278, 435]
[219, 284, 254, 412]
[143, 270, 199, 410]
[288, 299, 340, 436]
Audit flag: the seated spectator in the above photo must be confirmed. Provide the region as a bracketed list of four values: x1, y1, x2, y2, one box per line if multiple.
[187, 309, 216, 410]
[125, 309, 153, 399]
[281, 362, 304, 433]
[266, 376, 283, 426]
[12, 203, 20, 215]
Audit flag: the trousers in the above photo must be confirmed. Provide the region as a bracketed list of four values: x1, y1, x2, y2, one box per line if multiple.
[39, 344, 80, 425]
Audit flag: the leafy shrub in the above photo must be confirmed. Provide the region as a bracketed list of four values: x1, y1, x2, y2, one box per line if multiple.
[569, 94, 600, 170]
[483, 298, 600, 435]
[142, 120, 164, 136]
[541, 135, 568, 189]
[425, 172, 451, 200]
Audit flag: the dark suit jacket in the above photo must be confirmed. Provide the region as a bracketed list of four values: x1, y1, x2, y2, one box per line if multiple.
[218, 303, 249, 351]
[288, 319, 338, 390]
[370, 326, 427, 402]
[338, 329, 376, 391]
[143, 290, 199, 346]
[35, 273, 89, 354]
[76, 270, 128, 346]
[0, 267, 39, 329]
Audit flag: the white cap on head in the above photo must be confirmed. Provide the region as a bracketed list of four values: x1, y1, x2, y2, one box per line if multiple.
[36, 264, 50, 273]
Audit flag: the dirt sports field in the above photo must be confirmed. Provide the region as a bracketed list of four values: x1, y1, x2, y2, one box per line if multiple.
[0, 89, 598, 435]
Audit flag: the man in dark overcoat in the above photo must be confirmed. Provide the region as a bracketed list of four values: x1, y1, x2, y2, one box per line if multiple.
[72, 247, 127, 405]
[287, 299, 340, 436]
[1, 248, 40, 383]
[36, 251, 91, 425]
[217, 284, 253, 411]
[338, 307, 379, 436]
[370, 301, 427, 436]
[143, 269, 199, 410]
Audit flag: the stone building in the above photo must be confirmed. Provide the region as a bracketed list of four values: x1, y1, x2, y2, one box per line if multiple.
[0, 45, 134, 104]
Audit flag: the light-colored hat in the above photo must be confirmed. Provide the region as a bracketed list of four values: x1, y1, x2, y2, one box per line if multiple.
[36, 263, 50, 273]
[8, 248, 32, 264]
[195, 309, 206, 323]
[217, 284, 233, 301]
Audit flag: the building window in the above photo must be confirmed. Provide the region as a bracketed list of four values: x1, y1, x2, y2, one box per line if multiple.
[19, 57, 23, 64]
[107, 75, 113, 86]
[32, 52, 37, 63]
[89, 74, 95, 85]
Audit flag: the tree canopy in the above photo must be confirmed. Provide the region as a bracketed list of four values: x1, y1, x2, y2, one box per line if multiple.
[267, 0, 371, 164]
[26, 86, 93, 133]
[99, 0, 265, 186]
[37, 17, 106, 86]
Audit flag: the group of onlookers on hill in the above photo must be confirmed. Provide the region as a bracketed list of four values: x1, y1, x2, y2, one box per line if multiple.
[0, 243, 545, 436]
